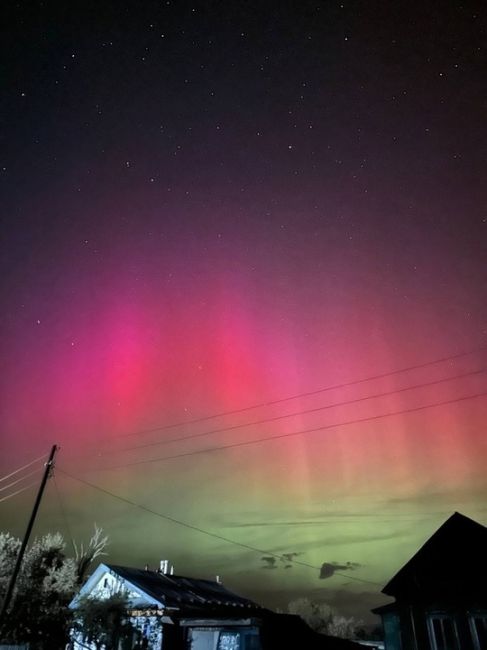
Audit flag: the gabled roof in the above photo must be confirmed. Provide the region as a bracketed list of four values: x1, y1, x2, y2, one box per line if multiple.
[382, 512, 487, 598]
[107, 564, 262, 613]
[72, 563, 264, 616]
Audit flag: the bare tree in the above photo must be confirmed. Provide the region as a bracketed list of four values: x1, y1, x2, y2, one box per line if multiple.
[73, 525, 109, 585]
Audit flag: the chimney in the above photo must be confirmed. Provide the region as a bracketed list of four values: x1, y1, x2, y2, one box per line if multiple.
[160, 560, 168, 574]
[216, 575, 222, 583]
[160, 560, 176, 574]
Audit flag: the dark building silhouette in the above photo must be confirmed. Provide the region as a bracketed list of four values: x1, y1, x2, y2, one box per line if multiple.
[373, 512, 487, 650]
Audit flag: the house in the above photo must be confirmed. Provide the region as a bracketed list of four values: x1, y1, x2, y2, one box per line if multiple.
[372, 512, 487, 650]
[69, 562, 265, 649]
[70, 562, 364, 650]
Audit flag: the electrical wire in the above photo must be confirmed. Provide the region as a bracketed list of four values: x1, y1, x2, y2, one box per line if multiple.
[116, 346, 485, 440]
[95, 390, 487, 471]
[57, 469, 382, 587]
[0, 481, 39, 504]
[55, 363, 487, 590]
[119, 368, 487, 453]
[0, 453, 47, 483]
[0, 467, 42, 492]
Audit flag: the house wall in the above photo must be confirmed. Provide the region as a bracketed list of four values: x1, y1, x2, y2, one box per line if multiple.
[381, 604, 487, 650]
[70, 567, 166, 650]
[382, 610, 403, 650]
[423, 607, 486, 650]
[186, 626, 261, 650]
[90, 572, 142, 601]
[70, 612, 163, 649]
[380, 604, 431, 650]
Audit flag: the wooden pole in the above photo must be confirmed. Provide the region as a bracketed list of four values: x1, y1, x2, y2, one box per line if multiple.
[0, 444, 58, 623]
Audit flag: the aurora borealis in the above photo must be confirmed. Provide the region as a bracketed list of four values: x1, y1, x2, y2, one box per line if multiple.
[1, 0, 486, 623]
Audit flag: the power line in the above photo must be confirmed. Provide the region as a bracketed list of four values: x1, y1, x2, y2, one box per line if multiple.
[57, 469, 382, 587]
[0, 481, 39, 504]
[94, 390, 487, 471]
[116, 346, 485, 440]
[119, 368, 486, 453]
[0, 453, 47, 483]
[0, 468, 43, 493]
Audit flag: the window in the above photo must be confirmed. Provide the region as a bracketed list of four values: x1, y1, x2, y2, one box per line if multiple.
[469, 613, 487, 650]
[427, 615, 459, 650]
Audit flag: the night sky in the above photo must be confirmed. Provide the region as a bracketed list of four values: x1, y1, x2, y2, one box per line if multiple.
[1, 0, 486, 622]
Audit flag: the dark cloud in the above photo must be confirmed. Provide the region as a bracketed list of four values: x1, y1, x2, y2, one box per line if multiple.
[261, 556, 277, 569]
[281, 552, 301, 562]
[217, 518, 414, 558]
[225, 520, 337, 527]
[316, 530, 408, 547]
[319, 561, 361, 579]
[216, 509, 414, 529]
[260, 552, 301, 570]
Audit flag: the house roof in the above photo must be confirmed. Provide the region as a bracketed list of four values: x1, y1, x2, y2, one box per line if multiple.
[104, 564, 264, 614]
[382, 512, 487, 598]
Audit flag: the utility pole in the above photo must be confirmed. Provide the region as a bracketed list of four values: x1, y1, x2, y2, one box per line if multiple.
[0, 444, 58, 624]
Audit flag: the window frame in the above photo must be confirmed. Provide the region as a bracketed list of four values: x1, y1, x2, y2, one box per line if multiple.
[426, 613, 460, 650]
[468, 611, 487, 650]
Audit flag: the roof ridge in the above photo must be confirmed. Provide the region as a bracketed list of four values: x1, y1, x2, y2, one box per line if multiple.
[382, 511, 487, 596]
